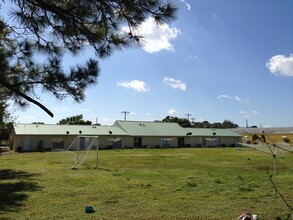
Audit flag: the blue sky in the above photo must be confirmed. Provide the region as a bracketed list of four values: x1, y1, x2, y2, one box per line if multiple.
[9, 0, 293, 127]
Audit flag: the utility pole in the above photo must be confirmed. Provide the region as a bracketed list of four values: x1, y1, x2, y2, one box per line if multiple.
[185, 113, 192, 121]
[121, 111, 129, 121]
[190, 117, 195, 123]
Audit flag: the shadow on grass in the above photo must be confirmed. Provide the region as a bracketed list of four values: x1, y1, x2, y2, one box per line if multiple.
[0, 169, 41, 214]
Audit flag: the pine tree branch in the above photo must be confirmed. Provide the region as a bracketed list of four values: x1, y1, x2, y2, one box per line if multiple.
[0, 78, 53, 117]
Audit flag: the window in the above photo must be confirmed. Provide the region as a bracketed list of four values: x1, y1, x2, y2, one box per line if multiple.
[52, 137, 64, 149]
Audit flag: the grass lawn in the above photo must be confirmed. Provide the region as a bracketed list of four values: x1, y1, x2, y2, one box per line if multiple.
[1, 147, 293, 219]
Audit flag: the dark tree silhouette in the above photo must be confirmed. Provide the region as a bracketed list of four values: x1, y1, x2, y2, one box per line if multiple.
[161, 116, 239, 128]
[162, 116, 191, 127]
[58, 114, 92, 125]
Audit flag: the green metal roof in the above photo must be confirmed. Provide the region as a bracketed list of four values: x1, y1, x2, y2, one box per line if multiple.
[114, 121, 188, 137]
[13, 124, 127, 136]
[184, 128, 242, 137]
[12, 122, 242, 138]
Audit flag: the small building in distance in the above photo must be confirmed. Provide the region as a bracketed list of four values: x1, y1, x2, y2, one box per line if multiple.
[230, 127, 293, 145]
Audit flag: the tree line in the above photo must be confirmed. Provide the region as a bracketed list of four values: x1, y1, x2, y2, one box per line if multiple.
[162, 116, 239, 128]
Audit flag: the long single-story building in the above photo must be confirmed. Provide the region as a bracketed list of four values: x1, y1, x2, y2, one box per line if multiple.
[9, 121, 242, 152]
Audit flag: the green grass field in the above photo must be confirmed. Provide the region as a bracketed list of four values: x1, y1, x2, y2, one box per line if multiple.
[1, 148, 293, 219]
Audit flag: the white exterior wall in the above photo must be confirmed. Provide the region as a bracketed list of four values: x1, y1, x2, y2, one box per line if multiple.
[220, 137, 240, 146]
[12, 135, 77, 151]
[184, 136, 240, 147]
[98, 136, 131, 149]
[11, 133, 240, 152]
[185, 137, 202, 147]
[141, 137, 159, 148]
[140, 137, 178, 148]
[121, 137, 132, 148]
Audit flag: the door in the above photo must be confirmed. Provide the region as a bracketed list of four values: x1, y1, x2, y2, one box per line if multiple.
[79, 137, 85, 150]
[22, 136, 32, 151]
[177, 137, 185, 147]
[133, 137, 142, 148]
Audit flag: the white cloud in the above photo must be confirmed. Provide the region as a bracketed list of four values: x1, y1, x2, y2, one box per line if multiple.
[217, 95, 232, 100]
[83, 109, 92, 112]
[129, 17, 180, 53]
[218, 95, 249, 102]
[25, 116, 36, 120]
[163, 77, 187, 91]
[117, 80, 150, 92]
[240, 110, 258, 118]
[145, 112, 151, 117]
[98, 117, 115, 126]
[240, 111, 250, 118]
[266, 54, 293, 76]
[54, 106, 69, 111]
[179, 0, 191, 10]
[168, 108, 177, 115]
[212, 13, 218, 19]
[234, 96, 241, 102]
[252, 110, 258, 114]
[189, 55, 201, 62]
